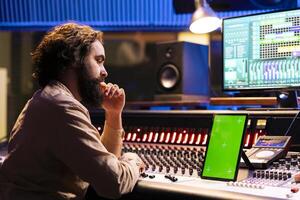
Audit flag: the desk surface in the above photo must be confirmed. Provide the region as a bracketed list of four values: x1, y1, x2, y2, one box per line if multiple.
[126, 97, 298, 107]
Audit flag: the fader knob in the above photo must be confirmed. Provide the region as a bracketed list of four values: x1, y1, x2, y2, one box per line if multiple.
[261, 171, 265, 178]
[265, 171, 269, 179]
[151, 165, 156, 171]
[166, 166, 170, 173]
[174, 167, 178, 174]
[181, 167, 185, 175]
[189, 168, 193, 176]
[159, 165, 163, 172]
[256, 171, 261, 178]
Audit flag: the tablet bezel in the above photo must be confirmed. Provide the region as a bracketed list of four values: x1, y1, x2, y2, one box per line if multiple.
[201, 114, 248, 182]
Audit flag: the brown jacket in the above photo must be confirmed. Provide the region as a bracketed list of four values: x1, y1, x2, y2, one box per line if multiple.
[0, 81, 141, 200]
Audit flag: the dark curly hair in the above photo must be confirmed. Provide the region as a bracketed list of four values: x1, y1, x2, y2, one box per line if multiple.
[31, 22, 103, 87]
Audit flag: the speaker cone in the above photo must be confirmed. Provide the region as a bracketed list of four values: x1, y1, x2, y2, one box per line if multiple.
[158, 64, 180, 90]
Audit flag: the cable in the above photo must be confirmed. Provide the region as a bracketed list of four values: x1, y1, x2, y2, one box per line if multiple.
[284, 111, 300, 136]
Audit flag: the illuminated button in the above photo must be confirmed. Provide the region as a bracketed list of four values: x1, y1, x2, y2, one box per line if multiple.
[176, 133, 183, 144]
[153, 132, 159, 143]
[126, 133, 132, 141]
[244, 134, 250, 147]
[132, 133, 137, 142]
[165, 132, 171, 143]
[148, 132, 153, 143]
[171, 132, 177, 144]
[182, 133, 189, 144]
[195, 134, 201, 145]
[142, 134, 148, 142]
[159, 132, 165, 143]
[202, 134, 208, 145]
[189, 133, 195, 145]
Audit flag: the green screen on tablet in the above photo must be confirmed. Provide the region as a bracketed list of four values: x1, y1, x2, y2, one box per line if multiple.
[201, 114, 247, 181]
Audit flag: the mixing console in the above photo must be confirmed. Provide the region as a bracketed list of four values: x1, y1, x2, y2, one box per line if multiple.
[90, 110, 300, 199]
[2, 110, 300, 199]
[135, 152, 300, 200]
[123, 143, 205, 177]
[231, 153, 300, 188]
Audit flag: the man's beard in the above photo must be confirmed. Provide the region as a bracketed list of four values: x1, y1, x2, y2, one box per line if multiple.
[78, 66, 104, 108]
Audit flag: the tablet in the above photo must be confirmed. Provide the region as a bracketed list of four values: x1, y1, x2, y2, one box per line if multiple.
[201, 114, 248, 181]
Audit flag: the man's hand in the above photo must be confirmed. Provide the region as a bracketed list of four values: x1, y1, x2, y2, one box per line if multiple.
[100, 82, 125, 115]
[100, 82, 125, 130]
[121, 152, 146, 175]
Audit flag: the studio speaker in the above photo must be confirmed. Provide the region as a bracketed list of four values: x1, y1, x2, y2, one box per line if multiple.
[155, 41, 209, 101]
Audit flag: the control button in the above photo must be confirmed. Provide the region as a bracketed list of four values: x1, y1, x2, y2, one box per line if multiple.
[140, 173, 148, 178]
[149, 175, 155, 179]
[227, 181, 233, 186]
[286, 193, 293, 198]
[253, 171, 257, 178]
[279, 159, 286, 165]
[258, 185, 264, 189]
[273, 162, 279, 169]
[291, 187, 299, 193]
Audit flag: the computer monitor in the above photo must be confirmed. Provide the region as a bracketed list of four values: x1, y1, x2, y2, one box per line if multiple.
[222, 9, 300, 108]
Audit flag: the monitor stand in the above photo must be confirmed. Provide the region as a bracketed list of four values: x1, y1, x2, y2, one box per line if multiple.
[241, 150, 254, 170]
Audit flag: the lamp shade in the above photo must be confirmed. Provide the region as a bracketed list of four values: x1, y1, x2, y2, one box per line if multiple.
[189, 1, 221, 34]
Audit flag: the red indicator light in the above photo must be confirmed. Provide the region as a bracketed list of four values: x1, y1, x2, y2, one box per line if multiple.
[171, 132, 177, 143]
[153, 132, 159, 143]
[182, 133, 188, 144]
[176, 133, 183, 144]
[159, 132, 165, 143]
[148, 132, 153, 142]
[126, 133, 132, 141]
[165, 132, 171, 143]
[244, 134, 250, 147]
[202, 134, 207, 145]
[132, 133, 137, 142]
[142, 134, 148, 142]
[189, 133, 195, 144]
[195, 134, 201, 145]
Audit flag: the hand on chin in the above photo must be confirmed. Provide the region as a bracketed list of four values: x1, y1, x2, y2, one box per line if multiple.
[100, 82, 126, 114]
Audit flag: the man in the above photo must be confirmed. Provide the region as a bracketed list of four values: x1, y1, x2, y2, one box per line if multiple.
[0, 22, 144, 200]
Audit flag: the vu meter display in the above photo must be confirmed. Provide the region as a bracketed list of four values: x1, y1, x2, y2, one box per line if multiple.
[202, 115, 247, 181]
[223, 9, 300, 90]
